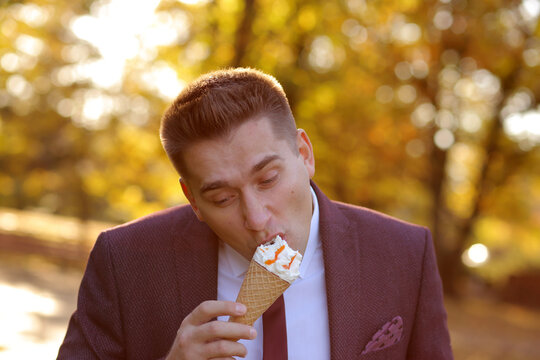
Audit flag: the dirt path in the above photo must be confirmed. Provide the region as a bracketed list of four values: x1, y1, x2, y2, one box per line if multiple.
[446, 296, 540, 360]
[0, 256, 82, 359]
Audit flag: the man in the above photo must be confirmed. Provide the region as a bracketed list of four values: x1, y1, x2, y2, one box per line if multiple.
[58, 68, 453, 359]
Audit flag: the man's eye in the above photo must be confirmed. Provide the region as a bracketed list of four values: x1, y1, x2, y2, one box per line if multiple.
[260, 175, 278, 186]
[212, 192, 239, 206]
[214, 197, 231, 206]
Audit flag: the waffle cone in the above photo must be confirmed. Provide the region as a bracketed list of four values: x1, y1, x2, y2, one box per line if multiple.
[229, 260, 290, 325]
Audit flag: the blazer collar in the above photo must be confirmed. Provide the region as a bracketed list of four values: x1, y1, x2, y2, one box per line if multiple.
[313, 182, 372, 359]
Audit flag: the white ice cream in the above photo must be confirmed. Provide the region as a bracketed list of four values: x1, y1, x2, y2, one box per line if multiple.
[252, 235, 302, 283]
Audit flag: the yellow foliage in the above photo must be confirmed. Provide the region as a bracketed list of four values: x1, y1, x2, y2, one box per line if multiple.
[313, 85, 336, 112]
[471, 217, 540, 282]
[117, 124, 159, 160]
[121, 185, 144, 205]
[395, 0, 422, 13]
[22, 171, 45, 198]
[297, 6, 317, 31]
[42, 171, 62, 191]
[263, 0, 291, 27]
[0, 175, 15, 196]
[84, 174, 108, 197]
[218, 0, 240, 13]
[476, 217, 513, 247]
[214, 44, 234, 65]
[0, 0, 538, 289]
[446, 181, 476, 219]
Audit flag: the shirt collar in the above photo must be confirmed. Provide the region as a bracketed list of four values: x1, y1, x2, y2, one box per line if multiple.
[221, 238, 250, 278]
[299, 186, 320, 279]
[220, 186, 321, 279]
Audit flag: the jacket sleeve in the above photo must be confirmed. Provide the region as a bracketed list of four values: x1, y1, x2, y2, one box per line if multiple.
[57, 232, 125, 359]
[406, 228, 453, 359]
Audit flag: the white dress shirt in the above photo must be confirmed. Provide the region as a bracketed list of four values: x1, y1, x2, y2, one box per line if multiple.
[217, 187, 330, 359]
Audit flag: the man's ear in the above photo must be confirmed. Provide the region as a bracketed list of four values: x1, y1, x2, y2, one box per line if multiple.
[296, 129, 315, 178]
[180, 178, 204, 221]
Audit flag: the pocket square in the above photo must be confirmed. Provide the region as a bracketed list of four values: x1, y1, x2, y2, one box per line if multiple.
[361, 316, 403, 355]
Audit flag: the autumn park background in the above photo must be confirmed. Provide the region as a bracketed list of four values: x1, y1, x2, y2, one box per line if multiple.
[1, 0, 540, 358]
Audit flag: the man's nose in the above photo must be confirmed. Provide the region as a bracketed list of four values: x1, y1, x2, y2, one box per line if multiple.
[242, 192, 270, 231]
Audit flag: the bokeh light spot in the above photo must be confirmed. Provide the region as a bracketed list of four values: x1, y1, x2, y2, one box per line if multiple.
[463, 243, 489, 267]
[434, 128, 455, 150]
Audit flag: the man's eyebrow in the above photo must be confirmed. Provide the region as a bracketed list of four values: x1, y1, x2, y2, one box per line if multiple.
[251, 154, 282, 174]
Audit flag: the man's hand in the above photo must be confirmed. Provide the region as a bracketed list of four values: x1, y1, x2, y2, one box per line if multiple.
[166, 300, 256, 360]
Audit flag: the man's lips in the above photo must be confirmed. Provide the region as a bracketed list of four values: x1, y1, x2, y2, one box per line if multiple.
[258, 233, 285, 246]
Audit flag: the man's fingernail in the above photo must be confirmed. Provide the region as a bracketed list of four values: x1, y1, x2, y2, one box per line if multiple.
[236, 303, 246, 313]
[250, 328, 257, 338]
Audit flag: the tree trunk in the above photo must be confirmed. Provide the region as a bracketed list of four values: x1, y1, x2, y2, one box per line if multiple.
[231, 0, 256, 67]
[436, 63, 522, 296]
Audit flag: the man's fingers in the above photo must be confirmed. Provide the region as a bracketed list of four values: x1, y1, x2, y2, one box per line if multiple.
[166, 301, 253, 359]
[188, 300, 246, 325]
[205, 339, 247, 359]
[197, 320, 256, 342]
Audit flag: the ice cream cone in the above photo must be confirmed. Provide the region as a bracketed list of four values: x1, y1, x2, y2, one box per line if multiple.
[229, 260, 290, 325]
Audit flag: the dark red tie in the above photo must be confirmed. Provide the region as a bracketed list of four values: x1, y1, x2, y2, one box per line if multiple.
[262, 294, 288, 359]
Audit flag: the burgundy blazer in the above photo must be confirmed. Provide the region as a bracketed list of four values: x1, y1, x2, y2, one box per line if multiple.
[58, 184, 453, 359]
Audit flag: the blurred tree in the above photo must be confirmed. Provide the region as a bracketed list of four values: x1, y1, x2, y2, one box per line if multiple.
[156, 0, 540, 295]
[0, 0, 180, 223]
[1, 0, 539, 295]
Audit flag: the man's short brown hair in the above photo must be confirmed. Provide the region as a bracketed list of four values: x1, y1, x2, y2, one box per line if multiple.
[160, 68, 297, 176]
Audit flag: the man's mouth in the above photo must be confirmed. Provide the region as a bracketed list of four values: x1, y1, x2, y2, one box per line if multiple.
[258, 233, 285, 246]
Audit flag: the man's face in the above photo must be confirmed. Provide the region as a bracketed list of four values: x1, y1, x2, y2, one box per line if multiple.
[181, 116, 315, 260]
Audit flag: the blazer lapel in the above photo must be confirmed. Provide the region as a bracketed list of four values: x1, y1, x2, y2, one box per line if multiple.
[173, 210, 219, 319]
[314, 183, 378, 359]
